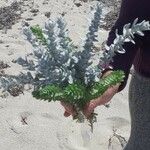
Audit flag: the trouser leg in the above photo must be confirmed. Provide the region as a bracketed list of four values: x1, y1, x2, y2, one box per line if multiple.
[124, 72, 150, 150]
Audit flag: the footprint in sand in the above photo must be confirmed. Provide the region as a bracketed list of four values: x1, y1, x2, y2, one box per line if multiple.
[41, 112, 60, 121]
[56, 122, 89, 150]
[105, 117, 130, 129]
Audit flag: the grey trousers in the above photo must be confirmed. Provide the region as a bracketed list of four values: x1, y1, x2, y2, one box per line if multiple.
[124, 71, 150, 150]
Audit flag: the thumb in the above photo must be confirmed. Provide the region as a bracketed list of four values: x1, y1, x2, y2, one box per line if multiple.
[88, 101, 97, 112]
[64, 111, 71, 117]
[84, 102, 97, 117]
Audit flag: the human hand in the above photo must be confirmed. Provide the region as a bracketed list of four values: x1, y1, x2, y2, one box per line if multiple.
[61, 101, 76, 117]
[61, 71, 120, 118]
[83, 70, 120, 118]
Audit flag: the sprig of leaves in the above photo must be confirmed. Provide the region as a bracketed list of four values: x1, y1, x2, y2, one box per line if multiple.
[32, 70, 125, 107]
[99, 18, 150, 69]
[30, 25, 47, 45]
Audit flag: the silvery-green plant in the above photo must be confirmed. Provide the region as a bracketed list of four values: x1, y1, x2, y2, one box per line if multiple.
[99, 18, 150, 69]
[75, 5, 102, 84]
[22, 17, 77, 87]
[2, 4, 150, 131]
[0, 72, 33, 95]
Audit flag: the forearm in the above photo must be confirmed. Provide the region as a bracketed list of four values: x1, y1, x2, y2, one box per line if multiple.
[104, 0, 143, 92]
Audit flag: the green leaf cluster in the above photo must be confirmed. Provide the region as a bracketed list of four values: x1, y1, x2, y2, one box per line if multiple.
[30, 25, 47, 45]
[32, 70, 125, 108]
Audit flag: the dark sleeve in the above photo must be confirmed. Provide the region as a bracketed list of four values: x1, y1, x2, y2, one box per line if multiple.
[104, 0, 143, 92]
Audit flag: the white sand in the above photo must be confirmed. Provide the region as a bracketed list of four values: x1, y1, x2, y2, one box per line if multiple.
[0, 0, 131, 149]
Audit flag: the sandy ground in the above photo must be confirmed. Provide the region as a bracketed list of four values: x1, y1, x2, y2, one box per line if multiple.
[0, 0, 131, 150]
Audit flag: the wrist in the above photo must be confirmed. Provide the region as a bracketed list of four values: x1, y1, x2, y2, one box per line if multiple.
[101, 70, 113, 78]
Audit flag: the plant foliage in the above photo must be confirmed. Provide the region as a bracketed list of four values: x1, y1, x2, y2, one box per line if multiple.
[1, 4, 149, 128]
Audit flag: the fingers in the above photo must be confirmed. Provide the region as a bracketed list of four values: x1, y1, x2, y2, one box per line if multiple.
[100, 83, 120, 104]
[83, 84, 120, 117]
[109, 83, 120, 92]
[60, 102, 75, 117]
[61, 82, 120, 118]
[83, 102, 96, 117]
[64, 111, 71, 117]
